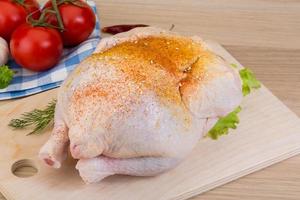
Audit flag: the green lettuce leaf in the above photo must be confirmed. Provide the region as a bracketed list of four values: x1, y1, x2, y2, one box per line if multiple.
[239, 68, 261, 96]
[207, 106, 241, 140]
[207, 66, 261, 140]
[0, 65, 14, 89]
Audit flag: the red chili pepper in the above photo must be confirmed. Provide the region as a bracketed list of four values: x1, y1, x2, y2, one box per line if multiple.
[102, 24, 149, 35]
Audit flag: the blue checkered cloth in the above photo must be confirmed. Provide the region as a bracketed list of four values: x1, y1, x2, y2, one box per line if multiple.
[0, 0, 101, 100]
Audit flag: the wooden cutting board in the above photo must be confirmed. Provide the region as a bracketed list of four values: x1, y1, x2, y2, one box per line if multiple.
[0, 41, 300, 200]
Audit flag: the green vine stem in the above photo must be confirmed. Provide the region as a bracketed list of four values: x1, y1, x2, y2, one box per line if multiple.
[24, 0, 87, 31]
[51, 0, 64, 31]
[12, 0, 26, 6]
[26, 8, 63, 30]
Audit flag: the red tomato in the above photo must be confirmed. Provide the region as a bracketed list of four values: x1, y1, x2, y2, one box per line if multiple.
[0, 0, 40, 41]
[44, 0, 95, 47]
[10, 23, 63, 72]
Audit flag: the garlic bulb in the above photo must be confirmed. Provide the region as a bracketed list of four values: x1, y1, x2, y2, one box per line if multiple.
[0, 37, 9, 66]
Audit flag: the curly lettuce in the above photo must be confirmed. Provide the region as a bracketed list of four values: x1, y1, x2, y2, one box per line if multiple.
[207, 106, 241, 140]
[0, 65, 14, 89]
[239, 68, 261, 96]
[207, 66, 261, 140]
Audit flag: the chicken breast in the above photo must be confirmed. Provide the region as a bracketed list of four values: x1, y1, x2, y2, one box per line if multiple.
[39, 27, 243, 183]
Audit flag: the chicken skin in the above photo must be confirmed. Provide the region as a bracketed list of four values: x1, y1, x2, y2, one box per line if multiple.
[39, 27, 242, 183]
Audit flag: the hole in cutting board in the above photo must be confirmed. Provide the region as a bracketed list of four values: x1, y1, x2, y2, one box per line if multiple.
[11, 159, 38, 178]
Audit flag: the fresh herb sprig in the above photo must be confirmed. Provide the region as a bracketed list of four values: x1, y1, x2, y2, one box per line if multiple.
[9, 100, 56, 135]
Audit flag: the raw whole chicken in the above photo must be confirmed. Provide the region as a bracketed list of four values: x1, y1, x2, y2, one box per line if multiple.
[39, 27, 243, 183]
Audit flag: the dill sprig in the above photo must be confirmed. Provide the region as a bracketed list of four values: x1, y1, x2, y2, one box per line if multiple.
[9, 100, 57, 135]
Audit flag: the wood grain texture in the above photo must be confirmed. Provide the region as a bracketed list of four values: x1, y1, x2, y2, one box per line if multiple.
[225, 46, 300, 116]
[0, 0, 300, 199]
[97, 0, 300, 49]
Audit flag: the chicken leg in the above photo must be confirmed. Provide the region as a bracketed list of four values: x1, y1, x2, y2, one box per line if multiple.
[76, 156, 180, 183]
[39, 103, 69, 168]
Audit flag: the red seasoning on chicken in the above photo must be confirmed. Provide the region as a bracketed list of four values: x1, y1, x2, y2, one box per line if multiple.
[39, 27, 243, 183]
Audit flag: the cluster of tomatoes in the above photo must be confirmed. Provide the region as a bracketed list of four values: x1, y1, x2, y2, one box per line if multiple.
[0, 0, 96, 71]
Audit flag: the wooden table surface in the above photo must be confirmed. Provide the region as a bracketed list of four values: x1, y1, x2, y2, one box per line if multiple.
[1, 0, 300, 199]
